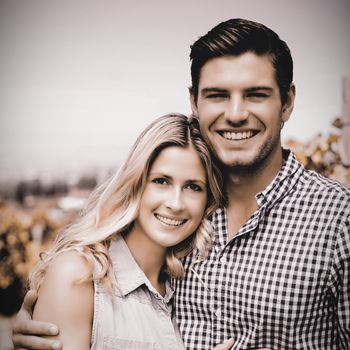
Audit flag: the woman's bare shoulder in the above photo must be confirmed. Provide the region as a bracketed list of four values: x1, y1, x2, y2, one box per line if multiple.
[44, 250, 91, 284]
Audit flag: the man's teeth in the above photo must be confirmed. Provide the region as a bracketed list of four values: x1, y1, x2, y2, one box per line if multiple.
[155, 214, 185, 226]
[222, 131, 254, 140]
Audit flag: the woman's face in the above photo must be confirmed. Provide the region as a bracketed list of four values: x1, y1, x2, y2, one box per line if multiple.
[133, 145, 208, 251]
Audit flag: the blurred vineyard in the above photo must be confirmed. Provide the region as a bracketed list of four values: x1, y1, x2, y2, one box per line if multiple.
[0, 175, 100, 317]
[0, 117, 349, 348]
[284, 117, 350, 185]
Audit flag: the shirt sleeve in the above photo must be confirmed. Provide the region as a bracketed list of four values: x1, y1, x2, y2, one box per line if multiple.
[329, 216, 350, 349]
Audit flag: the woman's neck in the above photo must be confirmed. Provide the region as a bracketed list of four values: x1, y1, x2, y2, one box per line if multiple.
[123, 230, 167, 296]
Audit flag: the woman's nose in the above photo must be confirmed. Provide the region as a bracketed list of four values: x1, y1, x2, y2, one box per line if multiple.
[165, 187, 184, 211]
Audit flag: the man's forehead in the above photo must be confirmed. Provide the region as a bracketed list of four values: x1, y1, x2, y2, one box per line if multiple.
[198, 53, 277, 85]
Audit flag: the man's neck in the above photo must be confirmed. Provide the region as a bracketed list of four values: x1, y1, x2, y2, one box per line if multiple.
[226, 147, 285, 198]
[224, 149, 285, 239]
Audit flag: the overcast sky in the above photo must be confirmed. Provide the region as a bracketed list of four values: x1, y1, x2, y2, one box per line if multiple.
[0, 0, 349, 180]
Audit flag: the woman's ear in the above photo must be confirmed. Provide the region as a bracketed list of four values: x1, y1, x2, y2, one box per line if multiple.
[282, 83, 296, 123]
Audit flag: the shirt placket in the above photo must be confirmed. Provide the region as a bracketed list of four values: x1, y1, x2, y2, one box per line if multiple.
[150, 289, 180, 349]
[210, 205, 267, 347]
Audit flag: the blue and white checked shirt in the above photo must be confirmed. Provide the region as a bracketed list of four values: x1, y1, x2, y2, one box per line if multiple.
[174, 150, 350, 349]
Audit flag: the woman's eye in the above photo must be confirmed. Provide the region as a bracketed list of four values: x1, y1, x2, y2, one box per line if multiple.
[186, 183, 203, 192]
[152, 178, 168, 185]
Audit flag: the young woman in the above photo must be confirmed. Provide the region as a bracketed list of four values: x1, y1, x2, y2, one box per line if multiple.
[26, 114, 227, 349]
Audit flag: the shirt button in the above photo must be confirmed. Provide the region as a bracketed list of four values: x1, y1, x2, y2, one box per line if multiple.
[215, 208, 221, 214]
[215, 309, 222, 318]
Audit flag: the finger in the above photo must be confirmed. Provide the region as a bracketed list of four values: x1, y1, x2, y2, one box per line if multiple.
[213, 338, 235, 350]
[12, 334, 62, 350]
[13, 319, 59, 336]
[22, 290, 38, 315]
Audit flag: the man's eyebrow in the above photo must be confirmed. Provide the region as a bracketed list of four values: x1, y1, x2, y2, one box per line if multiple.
[245, 86, 274, 92]
[200, 87, 228, 95]
[200, 86, 275, 95]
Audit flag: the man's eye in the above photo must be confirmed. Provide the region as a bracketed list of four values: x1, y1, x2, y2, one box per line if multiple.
[246, 92, 269, 99]
[152, 178, 168, 185]
[207, 93, 227, 99]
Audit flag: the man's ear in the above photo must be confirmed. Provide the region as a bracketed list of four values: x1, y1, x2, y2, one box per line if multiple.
[282, 83, 296, 123]
[189, 92, 198, 116]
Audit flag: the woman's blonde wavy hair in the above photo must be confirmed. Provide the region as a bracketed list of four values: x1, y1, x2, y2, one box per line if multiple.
[29, 113, 222, 292]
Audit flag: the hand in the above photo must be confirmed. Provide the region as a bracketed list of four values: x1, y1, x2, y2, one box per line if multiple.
[213, 338, 235, 349]
[12, 290, 62, 350]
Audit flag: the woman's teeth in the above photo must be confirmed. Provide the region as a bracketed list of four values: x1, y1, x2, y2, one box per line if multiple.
[155, 214, 186, 226]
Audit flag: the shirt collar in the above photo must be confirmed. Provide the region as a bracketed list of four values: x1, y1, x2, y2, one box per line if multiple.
[255, 149, 304, 207]
[211, 150, 305, 243]
[109, 236, 174, 302]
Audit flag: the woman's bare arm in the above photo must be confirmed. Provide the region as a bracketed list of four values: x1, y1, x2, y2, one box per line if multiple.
[33, 251, 94, 350]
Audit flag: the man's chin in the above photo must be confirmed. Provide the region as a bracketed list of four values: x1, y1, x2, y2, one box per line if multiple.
[218, 154, 266, 175]
[218, 153, 255, 168]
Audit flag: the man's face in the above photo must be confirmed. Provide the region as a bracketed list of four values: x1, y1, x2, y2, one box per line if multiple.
[191, 52, 294, 173]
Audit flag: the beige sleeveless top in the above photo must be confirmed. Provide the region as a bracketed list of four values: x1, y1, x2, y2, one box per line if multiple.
[90, 237, 185, 350]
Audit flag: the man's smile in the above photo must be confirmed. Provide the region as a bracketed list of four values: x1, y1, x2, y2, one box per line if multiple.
[218, 130, 257, 141]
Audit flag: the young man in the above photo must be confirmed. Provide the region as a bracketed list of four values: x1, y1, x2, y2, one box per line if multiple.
[12, 18, 350, 349]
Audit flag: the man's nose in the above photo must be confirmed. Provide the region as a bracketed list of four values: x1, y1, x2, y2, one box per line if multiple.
[224, 96, 249, 125]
